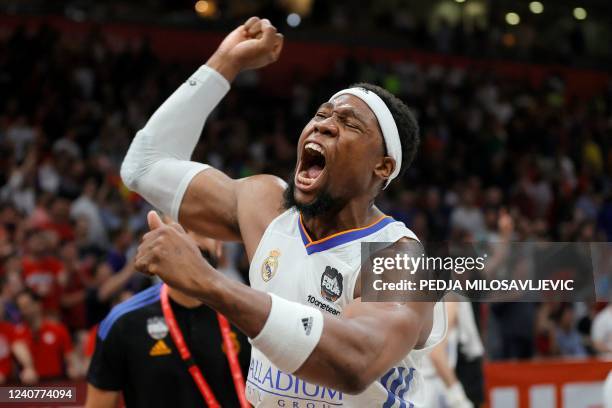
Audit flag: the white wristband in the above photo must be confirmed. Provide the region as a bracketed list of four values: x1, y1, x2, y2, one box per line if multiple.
[251, 293, 324, 373]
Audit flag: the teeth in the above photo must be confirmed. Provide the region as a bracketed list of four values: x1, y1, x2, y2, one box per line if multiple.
[305, 142, 325, 156]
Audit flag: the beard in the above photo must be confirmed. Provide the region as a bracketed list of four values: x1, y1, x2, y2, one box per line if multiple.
[283, 172, 341, 219]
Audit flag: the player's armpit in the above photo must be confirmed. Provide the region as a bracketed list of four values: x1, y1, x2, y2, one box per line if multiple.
[295, 299, 434, 394]
[84, 385, 120, 408]
[179, 169, 286, 258]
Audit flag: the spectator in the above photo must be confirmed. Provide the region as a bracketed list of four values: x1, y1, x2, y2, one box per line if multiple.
[0, 298, 38, 384]
[85, 258, 137, 327]
[553, 303, 587, 358]
[14, 289, 80, 380]
[21, 228, 66, 316]
[41, 196, 75, 242]
[106, 227, 133, 273]
[450, 187, 486, 238]
[70, 178, 108, 248]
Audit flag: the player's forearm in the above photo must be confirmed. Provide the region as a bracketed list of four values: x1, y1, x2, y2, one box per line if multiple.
[126, 64, 229, 164]
[195, 271, 272, 337]
[206, 51, 241, 82]
[120, 64, 229, 220]
[199, 274, 418, 393]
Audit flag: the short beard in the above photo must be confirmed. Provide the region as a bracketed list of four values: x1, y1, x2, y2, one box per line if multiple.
[283, 172, 339, 219]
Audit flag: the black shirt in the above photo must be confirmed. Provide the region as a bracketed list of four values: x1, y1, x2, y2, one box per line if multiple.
[87, 283, 250, 407]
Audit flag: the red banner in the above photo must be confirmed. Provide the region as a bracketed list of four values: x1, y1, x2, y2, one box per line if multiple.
[485, 359, 612, 408]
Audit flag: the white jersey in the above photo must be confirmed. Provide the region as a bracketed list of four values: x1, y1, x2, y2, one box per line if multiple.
[422, 301, 484, 407]
[247, 209, 447, 408]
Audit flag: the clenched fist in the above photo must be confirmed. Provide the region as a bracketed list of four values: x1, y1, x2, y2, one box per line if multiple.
[207, 16, 284, 81]
[135, 211, 219, 298]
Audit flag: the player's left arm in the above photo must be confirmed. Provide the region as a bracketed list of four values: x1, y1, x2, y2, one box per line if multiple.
[134, 213, 435, 393]
[294, 299, 433, 393]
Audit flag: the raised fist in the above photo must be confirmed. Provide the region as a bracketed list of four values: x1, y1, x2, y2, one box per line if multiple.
[207, 17, 283, 81]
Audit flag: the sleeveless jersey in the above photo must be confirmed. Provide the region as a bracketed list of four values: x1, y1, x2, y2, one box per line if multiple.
[247, 209, 447, 408]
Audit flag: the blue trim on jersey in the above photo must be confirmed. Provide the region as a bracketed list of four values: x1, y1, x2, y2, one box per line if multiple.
[98, 283, 162, 340]
[298, 215, 395, 255]
[379, 367, 415, 408]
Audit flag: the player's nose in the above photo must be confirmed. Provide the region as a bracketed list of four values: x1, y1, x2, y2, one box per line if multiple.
[313, 117, 338, 138]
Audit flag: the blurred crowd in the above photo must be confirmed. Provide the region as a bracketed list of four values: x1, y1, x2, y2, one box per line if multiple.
[0, 24, 611, 383]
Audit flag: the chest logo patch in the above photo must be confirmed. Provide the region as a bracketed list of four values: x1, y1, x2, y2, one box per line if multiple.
[149, 339, 172, 356]
[147, 317, 168, 340]
[321, 266, 343, 302]
[261, 249, 280, 282]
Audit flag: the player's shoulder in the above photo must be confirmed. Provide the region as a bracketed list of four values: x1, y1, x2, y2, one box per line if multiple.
[371, 216, 420, 244]
[236, 174, 289, 256]
[238, 174, 287, 198]
[236, 174, 287, 220]
[98, 283, 162, 341]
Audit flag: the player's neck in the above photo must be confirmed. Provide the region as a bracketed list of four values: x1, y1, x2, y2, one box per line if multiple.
[167, 286, 203, 308]
[302, 204, 384, 241]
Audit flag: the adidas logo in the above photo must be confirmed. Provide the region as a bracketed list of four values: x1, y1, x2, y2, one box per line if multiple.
[301, 317, 313, 335]
[149, 339, 172, 356]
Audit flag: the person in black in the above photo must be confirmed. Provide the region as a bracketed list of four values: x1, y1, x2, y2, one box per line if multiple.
[85, 238, 250, 408]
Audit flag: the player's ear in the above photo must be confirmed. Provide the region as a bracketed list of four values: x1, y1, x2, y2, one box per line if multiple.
[373, 157, 394, 182]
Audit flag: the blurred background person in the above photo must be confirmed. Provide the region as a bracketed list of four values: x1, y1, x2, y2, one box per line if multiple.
[86, 232, 250, 408]
[0, 291, 38, 384]
[423, 300, 484, 408]
[592, 303, 612, 357]
[14, 289, 81, 381]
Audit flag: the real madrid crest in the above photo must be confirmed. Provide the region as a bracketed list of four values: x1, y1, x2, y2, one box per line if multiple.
[261, 249, 280, 282]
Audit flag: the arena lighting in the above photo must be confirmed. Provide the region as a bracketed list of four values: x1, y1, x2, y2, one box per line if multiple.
[529, 1, 544, 14]
[195, 0, 208, 13]
[573, 7, 587, 20]
[287, 13, 301, 27]
[195, 0, 216, 17]
[505, 12, 520, 25]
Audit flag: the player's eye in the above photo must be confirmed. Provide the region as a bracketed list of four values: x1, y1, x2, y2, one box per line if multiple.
[345, 121, 362, 132]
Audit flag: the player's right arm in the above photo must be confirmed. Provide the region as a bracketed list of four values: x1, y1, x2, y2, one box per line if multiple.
[120, 17, 284, 256]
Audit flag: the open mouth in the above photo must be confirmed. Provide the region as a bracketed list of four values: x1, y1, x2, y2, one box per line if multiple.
[296, 142, 327, 190]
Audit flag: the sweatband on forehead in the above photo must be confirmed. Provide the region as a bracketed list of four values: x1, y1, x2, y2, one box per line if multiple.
[329, 87, 402, 188]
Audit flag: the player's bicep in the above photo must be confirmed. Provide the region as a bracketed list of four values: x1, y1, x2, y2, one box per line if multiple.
[178, 170, 286, 253]
[178, 167, 241, 241]
[344, 299, 432, 360]
[298, 299, 433, 390]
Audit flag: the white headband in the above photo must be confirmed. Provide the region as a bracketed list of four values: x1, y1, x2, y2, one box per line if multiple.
[329, 87, 401, 188]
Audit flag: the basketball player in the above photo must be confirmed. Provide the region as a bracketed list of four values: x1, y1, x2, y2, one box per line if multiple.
[122, 17, 446, 407]
[423, 301, 483, 407]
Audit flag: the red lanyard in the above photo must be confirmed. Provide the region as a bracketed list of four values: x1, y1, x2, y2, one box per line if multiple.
[160, 284, 249, 408]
